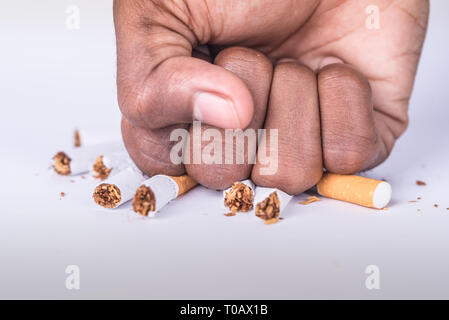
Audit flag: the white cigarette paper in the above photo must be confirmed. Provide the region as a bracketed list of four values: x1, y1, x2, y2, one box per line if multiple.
[142, 175, 181, 212]
[223, 179, 255, 212]
[93, 166, 146, 208]
[254, 187, 293, 220]
[52, 148, 93, 176]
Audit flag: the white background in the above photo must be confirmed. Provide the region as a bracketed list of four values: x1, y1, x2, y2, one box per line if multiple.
[0, 0, 448, 299]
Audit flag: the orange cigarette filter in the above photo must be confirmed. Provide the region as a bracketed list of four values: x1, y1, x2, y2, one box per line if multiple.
[317, 173, 392, 209]
[170, 175, 198, 196]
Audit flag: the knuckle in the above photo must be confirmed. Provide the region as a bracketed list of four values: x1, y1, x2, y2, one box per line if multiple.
[117, 78, 159, 129]
[319, 63, 370, 92]
[186, 165, 250, 190]
[215, 47, 272, 74]
[324, 147, 369, 174]
[323, 128, 379, 174]
[274, 62, 315, 83]
[121, 118, 185, 176]
[252, 164, 322, 196]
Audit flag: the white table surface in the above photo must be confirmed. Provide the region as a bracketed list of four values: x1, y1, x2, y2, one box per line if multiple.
[1, 0, 448, 299]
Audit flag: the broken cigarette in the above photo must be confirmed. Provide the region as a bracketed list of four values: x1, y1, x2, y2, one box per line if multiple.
[52, 148, 95, 176]
[132, 174, 197, 216]
[254, 187, 293, 221]
[223, 180, 255, 213]
[93, 167, 146, 208]
[92, 155, 112, 180]
[317, 173, 392, 209]
[91, 151, 133, 180]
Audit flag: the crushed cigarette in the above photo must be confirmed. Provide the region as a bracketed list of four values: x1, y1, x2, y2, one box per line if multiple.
[416, 180, 427, 186]
[317, 173, 392, 209]
[93, 167, 145, 208]
[300, 195, 321, 205]
[132, 175, 197, 215]
[264, 218, 280, 225]
[256, 192, 280, 221]
[254, 187, 292, 221]
[132, 185, 155, 216]
[92, 155, 112, 180]
[53, 152, 71, 175]
[224, 181, 254, 213]
[93, 183, 122, 208]
[74, 129, 81, 147]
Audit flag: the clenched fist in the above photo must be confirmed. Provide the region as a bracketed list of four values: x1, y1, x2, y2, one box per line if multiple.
[114, 0, 429, 194]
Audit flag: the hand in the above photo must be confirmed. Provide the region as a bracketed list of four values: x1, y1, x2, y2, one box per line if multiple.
[115, 0, 429, 194]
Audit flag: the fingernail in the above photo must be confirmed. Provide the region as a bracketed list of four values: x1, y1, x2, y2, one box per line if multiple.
[193, 92, 240, 128]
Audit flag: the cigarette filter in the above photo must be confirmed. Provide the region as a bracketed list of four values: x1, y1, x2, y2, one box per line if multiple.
[93, 167, 146, 208]
[223, 180, 255, 213]
[254, 187, 293, 221]
[132, 175, 198, 216]
[317, 173, 392, 209]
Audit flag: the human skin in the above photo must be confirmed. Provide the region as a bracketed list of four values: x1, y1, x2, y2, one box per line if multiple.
[114, 0, 429, 194]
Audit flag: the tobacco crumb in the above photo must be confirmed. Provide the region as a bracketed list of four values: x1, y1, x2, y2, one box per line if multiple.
[74, 129, 81, 147]
[416, 180, 427, 186]
[279, 217, 284, 220]
[224, 182, 254, 213]
[264, 218, 280, 225]
[53, 152, 71, 175]
[300, 196, 321, 205]
[224, 212, 236, 217]
[132, 185, 155, 216]
[93, 183, 121, 208]
[93, 155, 112, 180]
[60, 192, 66, 197]
[409, 201, 418, 203]
[256, 192, 280, 221]
[434, 204, 439, 208]
[417, 197, 422, 200]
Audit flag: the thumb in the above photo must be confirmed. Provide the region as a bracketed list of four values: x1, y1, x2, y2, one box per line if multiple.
[114, 0, 254, 130]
